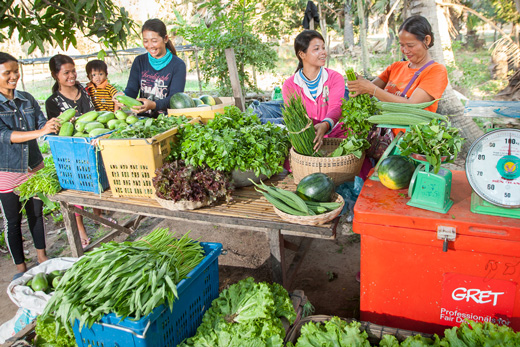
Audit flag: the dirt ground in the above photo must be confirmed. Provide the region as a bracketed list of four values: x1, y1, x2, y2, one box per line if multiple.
[0, 209, 362, 329]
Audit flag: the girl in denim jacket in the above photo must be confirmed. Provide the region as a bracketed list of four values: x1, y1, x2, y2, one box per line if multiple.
[0, 52, 60, 278]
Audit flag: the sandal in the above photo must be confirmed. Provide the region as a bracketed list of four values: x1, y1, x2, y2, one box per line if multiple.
[81, 237, 91, 249]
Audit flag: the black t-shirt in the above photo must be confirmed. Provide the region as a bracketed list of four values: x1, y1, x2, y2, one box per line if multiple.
[45, 84, 95, 119]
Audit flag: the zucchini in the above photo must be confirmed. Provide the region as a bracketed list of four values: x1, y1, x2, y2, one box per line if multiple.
[57, 108, 76, 122]
[107, 119, 120, 130]
[58, 122, 74, 136]
[367, 113, 431, 125]
[75, 122, 86, 132]
[73, 132, 86, 137]
[126, 115, 139, 124]
[376, 103, 446, 120]
[84, 121, 105, 133]
[115, 110, 128, 120]
[76, 111, 99, 123]
[89, 128, 111, 138]
[116, 95, 142, 107]
[97, 112, 115, 124]
[376, 100, 438, 109]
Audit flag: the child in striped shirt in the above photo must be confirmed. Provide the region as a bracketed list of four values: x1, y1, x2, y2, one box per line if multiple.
[85, 60, 118, 112]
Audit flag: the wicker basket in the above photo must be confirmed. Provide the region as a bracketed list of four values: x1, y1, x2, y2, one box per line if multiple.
[289, 138, 365, 185]
[273, 194, 344, 226]
[155, 196, 209, 211]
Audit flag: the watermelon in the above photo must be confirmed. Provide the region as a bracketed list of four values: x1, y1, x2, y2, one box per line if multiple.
[199, 95, 216, 106]
[170, 92, 196, 109]
[192, 98, 203, 106]
[378, 155, 416, 190]
[296, 173, 335, 202]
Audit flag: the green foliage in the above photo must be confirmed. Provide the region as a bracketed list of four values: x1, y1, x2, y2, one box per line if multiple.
[172, 106, 290, 177]
[180, 277, 296, 347]
[174, 0, 278, 94]
[108, 115, 191, 139]
[34, 314, 76, 347]
[0, 0, 137, 54]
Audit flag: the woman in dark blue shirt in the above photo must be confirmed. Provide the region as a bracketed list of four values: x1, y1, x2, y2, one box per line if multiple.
[115, 18, 186, 117]
[0, 52, 60, 278]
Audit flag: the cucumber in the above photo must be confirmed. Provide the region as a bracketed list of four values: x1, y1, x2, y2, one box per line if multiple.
[97, 112, 115, 124]
[115, 110, 128, 120]
[57, 108, 76, 122]
[75, 122, 86, 132]
[116, 95, 142, 107]
[76, 111, 99, 123]
[89, 128, 111, 137]
[126, 115, 139, 124]
[58, 122, 74, 136]
[84, 121, 105, 133]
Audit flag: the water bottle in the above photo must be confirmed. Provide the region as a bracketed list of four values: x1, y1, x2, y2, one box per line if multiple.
[271, 86, 283, 101]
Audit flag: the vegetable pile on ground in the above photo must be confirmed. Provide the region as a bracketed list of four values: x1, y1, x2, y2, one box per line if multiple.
[287, 317, 520, 346]
[108, 114, 192, 139]
[171, 106, 289, 177]
[40, 228, 205, 333]
[153, 160, 233, 205]
[15, 156, 61, 209]
[179, 277, 296, 347]
[398, 118, 465, 174]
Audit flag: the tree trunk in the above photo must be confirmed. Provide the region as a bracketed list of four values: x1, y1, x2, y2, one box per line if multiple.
[343, 1, 355, 50]
[409, 0, 483, 158]
[357, 0, 369, 76]
[318, 0, 328, 47]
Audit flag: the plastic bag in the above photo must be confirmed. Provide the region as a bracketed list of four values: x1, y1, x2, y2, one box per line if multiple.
[249, 100, 284, 125]
[7, 257, 78, 315]
[336, 176, 364, 222]
[0, 307, 38, 344]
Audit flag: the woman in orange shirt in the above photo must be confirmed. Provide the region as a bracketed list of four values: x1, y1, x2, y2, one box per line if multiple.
[347, 15, 448, 113]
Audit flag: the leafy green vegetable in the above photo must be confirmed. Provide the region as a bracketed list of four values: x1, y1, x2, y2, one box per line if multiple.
[34, 314, 76, 347]
[180, 277, 296, 347]
[171, 106, 290, 177]
[15, 156, 61, 210]
[108, 114, 191, 139]
[398, 119, 465, 174]
[288, 317, 370, 347]
[443, 320, 520, 346]
[330, 137, 370, 158]
[41, 228, 205, 334]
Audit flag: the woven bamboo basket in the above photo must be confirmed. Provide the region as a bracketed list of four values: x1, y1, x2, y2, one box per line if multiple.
[273, 194, 344, 226]
[289, 138, 365, 185]
[155, 196, 209, 211]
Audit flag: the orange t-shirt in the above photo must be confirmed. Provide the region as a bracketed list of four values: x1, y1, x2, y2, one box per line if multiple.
[378, 61, 448, 112]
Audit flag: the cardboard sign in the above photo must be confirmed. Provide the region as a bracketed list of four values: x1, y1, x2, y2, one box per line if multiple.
[440, 273, 517, 327]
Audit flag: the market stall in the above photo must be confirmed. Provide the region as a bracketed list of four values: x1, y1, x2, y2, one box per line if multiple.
[49, 174, 340, 289]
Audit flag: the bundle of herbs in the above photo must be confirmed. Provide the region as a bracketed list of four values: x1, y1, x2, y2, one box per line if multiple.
[180, 277, 296, 347]
[108, 114, 191, 139]
[171, 106, 289, 177]
[15, 156, 61, 209]
[41, 228, 206, 333]
[153, 160, 233, 205]
[398, 118, 464, 174]
[282, 94, 318, 156]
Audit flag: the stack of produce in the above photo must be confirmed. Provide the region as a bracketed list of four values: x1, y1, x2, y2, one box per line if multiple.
[179, 277, 296, 346]
[25, 269, 66, 293]
[367, 100, 447, 126]
[251, 174, 342, 217]
[283, 94, 318, 156]
[287, 317, 520, 346]
[172, 106, 290, 178]
[170, 92, 216, 109]
[40, 228, 205, 332]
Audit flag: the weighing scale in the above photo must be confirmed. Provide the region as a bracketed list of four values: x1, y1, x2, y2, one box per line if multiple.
[407, 153, 453, 214]
[465, 128, 520, 219]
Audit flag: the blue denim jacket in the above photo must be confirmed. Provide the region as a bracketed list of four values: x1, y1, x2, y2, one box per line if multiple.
[0, 90, 47, 173]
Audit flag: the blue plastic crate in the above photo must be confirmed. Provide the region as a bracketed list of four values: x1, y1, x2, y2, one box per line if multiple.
[72, 242, 222, 347]
[45, 135, 109, 194]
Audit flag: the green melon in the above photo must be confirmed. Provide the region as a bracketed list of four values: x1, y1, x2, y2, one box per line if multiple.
[192, 98, 203, 106]
[378, 155, 416, 190]
[199, 95, 216, 106]
[170, 92, 196, 109]
[296, 173, 335, 202]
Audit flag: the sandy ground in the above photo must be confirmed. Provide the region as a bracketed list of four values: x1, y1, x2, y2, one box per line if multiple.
[0, 211, 361, 330]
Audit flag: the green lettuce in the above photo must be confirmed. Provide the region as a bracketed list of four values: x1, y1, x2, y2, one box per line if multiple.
[288, 317, 371, 347]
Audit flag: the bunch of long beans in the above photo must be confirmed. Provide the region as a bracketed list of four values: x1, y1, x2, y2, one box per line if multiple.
[41, 228, 205, 332]
[282, 94, 318, 156]
[345, 68, 372, 105]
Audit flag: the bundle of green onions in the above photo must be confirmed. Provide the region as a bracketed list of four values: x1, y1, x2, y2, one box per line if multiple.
[15, 156, 61, 208]
[282, 94, 318, 156]
[41, 228, 206, 332]
[345, 67, 372, 104]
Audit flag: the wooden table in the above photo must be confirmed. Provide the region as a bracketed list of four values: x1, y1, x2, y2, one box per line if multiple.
[49, 175, 339, 288]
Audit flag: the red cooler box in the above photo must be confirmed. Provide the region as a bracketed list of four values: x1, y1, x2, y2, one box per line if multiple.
[353, 170, 520, 335]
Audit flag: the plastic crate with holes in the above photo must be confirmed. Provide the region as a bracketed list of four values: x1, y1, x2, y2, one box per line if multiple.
[72, 242, 221, 347]
[97, 118, 199, 198]
[44, 134, 110, 194]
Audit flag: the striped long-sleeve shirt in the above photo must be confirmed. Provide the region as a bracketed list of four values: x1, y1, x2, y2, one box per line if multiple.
[86, 80, 118, 112]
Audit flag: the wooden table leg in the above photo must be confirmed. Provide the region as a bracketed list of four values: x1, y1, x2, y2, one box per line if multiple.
[268, 228, 286, 286]
[60, 201, 83, 257]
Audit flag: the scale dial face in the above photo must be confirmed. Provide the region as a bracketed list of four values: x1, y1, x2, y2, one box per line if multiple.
[466, 129, 520, 208]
